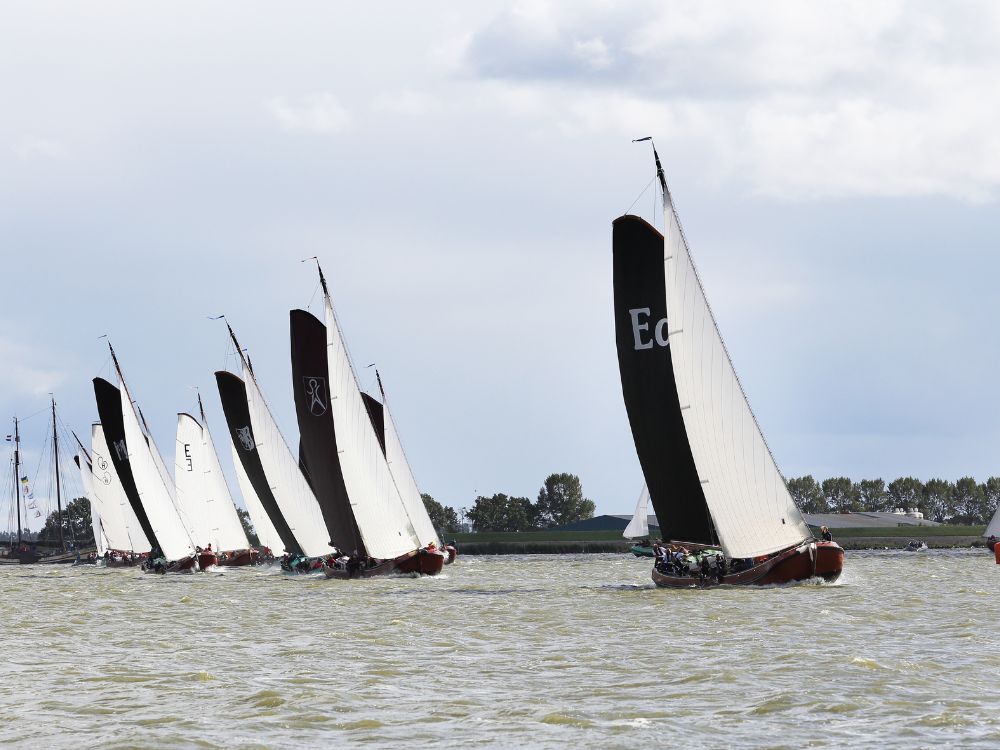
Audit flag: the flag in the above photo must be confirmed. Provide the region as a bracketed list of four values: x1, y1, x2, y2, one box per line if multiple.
[19, 476, 34, 500]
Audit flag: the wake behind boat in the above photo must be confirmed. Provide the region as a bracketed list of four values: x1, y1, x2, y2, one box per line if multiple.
[614, 141, 843, 588]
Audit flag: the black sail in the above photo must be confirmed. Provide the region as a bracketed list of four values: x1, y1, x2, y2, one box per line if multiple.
[613, 214, 716, 545]
[360, 393, 386, 457]
[215, 370, 303, 556]
[93, 377, 160, 553]
[289, 309, 366, 555]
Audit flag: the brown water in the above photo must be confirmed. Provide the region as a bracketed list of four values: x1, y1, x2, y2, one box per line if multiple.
[1, 550, 997, 749]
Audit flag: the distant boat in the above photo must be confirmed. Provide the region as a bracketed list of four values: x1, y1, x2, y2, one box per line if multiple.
[613, 141, 843, 587]
[983, 506, 1000, 551]
[288, 262, 448, 577]
[904, 540, 928, 552]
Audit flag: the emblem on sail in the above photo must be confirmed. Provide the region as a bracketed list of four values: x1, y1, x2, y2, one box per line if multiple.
[236, 425, 255, 452]
[302, 376, 328, 416]
[112, 439, 129, 462]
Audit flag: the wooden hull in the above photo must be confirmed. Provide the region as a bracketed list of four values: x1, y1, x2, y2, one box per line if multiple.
[104, 556, 144, 568]
[323, 548, 446, 579]
[143, 556, 197, 574]
[197, 551, 219, 570]
[217, 549, 256, 567]
[444, 545, 458, 565]
[652, 541, 844, 588]
[987, 539, 997, 552]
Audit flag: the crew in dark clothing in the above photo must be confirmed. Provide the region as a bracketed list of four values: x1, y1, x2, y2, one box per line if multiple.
[820, 525, 833, 542]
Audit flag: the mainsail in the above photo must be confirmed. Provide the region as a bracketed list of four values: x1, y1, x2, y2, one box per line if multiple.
[616, 145, 812, 559]
[985, 507, 1000, 539]
[76, 454, 108, 556]
[90, 423, 151, 552]
[216, 370, 303, 556]
[622, 484, 650, 539]
[174, 409, 249, 552]
[318, 267, 423, 559]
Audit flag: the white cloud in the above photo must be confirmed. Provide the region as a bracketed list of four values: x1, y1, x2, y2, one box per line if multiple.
[371, 89, 440, 117]
[455, 0, 1000, 202]
[13, 135, 65, 161]
[267, 92, 352, 134]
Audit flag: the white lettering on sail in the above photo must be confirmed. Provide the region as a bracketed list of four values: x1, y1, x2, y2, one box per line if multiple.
[629, 307, 669, 350]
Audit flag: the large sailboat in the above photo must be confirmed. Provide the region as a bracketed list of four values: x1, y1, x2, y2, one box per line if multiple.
[614, 141, 843, 587]
[93, 344, 198, 573]
[288, 263, 447, 578]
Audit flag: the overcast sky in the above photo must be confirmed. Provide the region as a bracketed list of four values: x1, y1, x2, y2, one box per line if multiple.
[3, 1, 1000, 527]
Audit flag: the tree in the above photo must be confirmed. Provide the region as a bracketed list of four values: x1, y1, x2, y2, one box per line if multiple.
[466, 493, 538, 532]
[922, 479, 953, 523]
[421, 493, 460, 534]
[857, 479, 887, 512]
[37, 496, 94, 546]
[786, 476, 827, 513]
[981, 478, 1000, 526]
[236, 507, 260, 547]
[535, 473, 595, 528]
[821, 477, 858, 513]
[952, 477, 986, 524]
[887, 477, 924, 513]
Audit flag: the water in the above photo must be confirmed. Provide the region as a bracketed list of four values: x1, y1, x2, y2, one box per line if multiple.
[1, 550, 998, 749]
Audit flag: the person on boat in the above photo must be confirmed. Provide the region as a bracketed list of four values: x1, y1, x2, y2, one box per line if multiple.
[820, 526, 833, 542]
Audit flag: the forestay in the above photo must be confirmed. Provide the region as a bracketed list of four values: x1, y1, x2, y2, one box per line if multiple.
[243, 364, 333, 558]
[324, 293, 422, 559]
[623, 484, 650, 539]
[90, 424, 151, 553]
[174, 414, 249, 552]
[120, 380, 195, 560]
[661, 185, 811, 559]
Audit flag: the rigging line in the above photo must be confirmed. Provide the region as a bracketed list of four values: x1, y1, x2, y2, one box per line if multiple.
[624, 175, 656, 217]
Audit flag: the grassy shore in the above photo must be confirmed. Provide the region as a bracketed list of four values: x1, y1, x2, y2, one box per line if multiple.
[447, 526, 989, 554]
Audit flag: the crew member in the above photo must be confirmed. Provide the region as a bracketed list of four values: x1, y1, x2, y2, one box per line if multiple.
[820, 525, 833, 542]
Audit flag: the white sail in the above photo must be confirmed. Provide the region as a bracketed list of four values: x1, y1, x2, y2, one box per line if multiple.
[120, 379, 195, 560]
[662, 188, 812, 559]
[230, 441, 284, 552]
[381, 385, 441, 548]
[324, 294, 422, 559]
[623, 484, 650, 539]
[78, 457, 108, 556]
[985, 506, 1000, 538]
[243, 364, 333, 558]
[91, 424, 151, 553]
[174, 414, 249, 552]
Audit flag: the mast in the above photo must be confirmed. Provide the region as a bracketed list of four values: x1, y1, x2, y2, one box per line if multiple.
[52, 397, 64, 550]
[13, 417, 21, 546]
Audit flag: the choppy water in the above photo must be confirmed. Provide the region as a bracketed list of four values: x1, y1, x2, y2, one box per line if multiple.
[1, 550, 998, 749]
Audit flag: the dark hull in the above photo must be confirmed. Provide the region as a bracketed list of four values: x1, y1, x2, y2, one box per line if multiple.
[444, 545, 457, 565]
[197, 551, 220, 570]
[652, 541, 844, 588]
[143, 556, 197, 574]
[323, 548, 446, 579]
[217, 549, 256, 567]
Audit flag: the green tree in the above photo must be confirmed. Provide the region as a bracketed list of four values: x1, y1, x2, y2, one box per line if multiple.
[535, 473, 595, 528]
[236, 507, 260, 547]
[952, 477, 986, 524]
[421, 493, 460, 533]
[856, 479, 887, 512]
[786, 476, 827, 513]
[37, 496, 94, 547]
[922, 478, 953, 522]
[467, 493, 538, 532]
[822, 477, 858, 513]
[887, 477, 924, 513]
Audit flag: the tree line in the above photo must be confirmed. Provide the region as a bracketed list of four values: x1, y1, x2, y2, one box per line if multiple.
[421, 472, 596, 533]
[787, 475, 1000, 525]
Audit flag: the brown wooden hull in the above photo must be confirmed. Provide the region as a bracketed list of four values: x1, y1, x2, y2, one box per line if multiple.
[323, 548, 446, 579]
[217, 549, 256, 567]
[652, 541, 844, 588]
[197, 551, 219, 570]
[144, 556, 197, 574]
[444, 545, 457, 564]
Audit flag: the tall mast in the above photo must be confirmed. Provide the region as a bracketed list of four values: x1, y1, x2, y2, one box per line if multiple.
[52, 397, 64, 551]
[13, 417, 21, 546]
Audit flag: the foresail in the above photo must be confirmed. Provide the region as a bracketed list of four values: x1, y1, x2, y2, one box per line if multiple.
[622, 484, 650, 539]
[91, 423, 151, 553]
[202, 420, 252, 551]
[382, 394, 440, 548]
[243, 365, 332, 558]
[78, 456, 108, 556]
[120, 380, 195, 560]
[324, 295, 422, 559]
[661, 191, 812, 558]
[985, 506, 1000, 538]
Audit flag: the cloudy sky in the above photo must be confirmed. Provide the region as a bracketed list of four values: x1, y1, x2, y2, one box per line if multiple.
[2, 1, 1000, 526]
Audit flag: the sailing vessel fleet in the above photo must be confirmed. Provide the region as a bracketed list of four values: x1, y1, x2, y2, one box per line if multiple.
[3, 142, 861, 587]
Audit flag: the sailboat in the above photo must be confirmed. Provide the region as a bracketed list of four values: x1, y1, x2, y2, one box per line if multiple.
[622, 484, 654, 557]
[216, 323, 335, 573]
[93, 345, 198, 573]
[613, 141, 843, 587]
[288, 263, 447, 578]
[983, 506, 1000, 552]
[3, 399, 92, 565]
[174, 394, 256, 566]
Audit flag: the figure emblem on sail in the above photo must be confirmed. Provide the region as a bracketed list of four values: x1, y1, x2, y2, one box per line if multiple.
[236, 425, 255, 452]
[302, 376, 328, 416]
[112, 439, 128, 462]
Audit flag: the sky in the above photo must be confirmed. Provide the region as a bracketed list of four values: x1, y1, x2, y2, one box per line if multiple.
[2, 1, 1000, 527]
